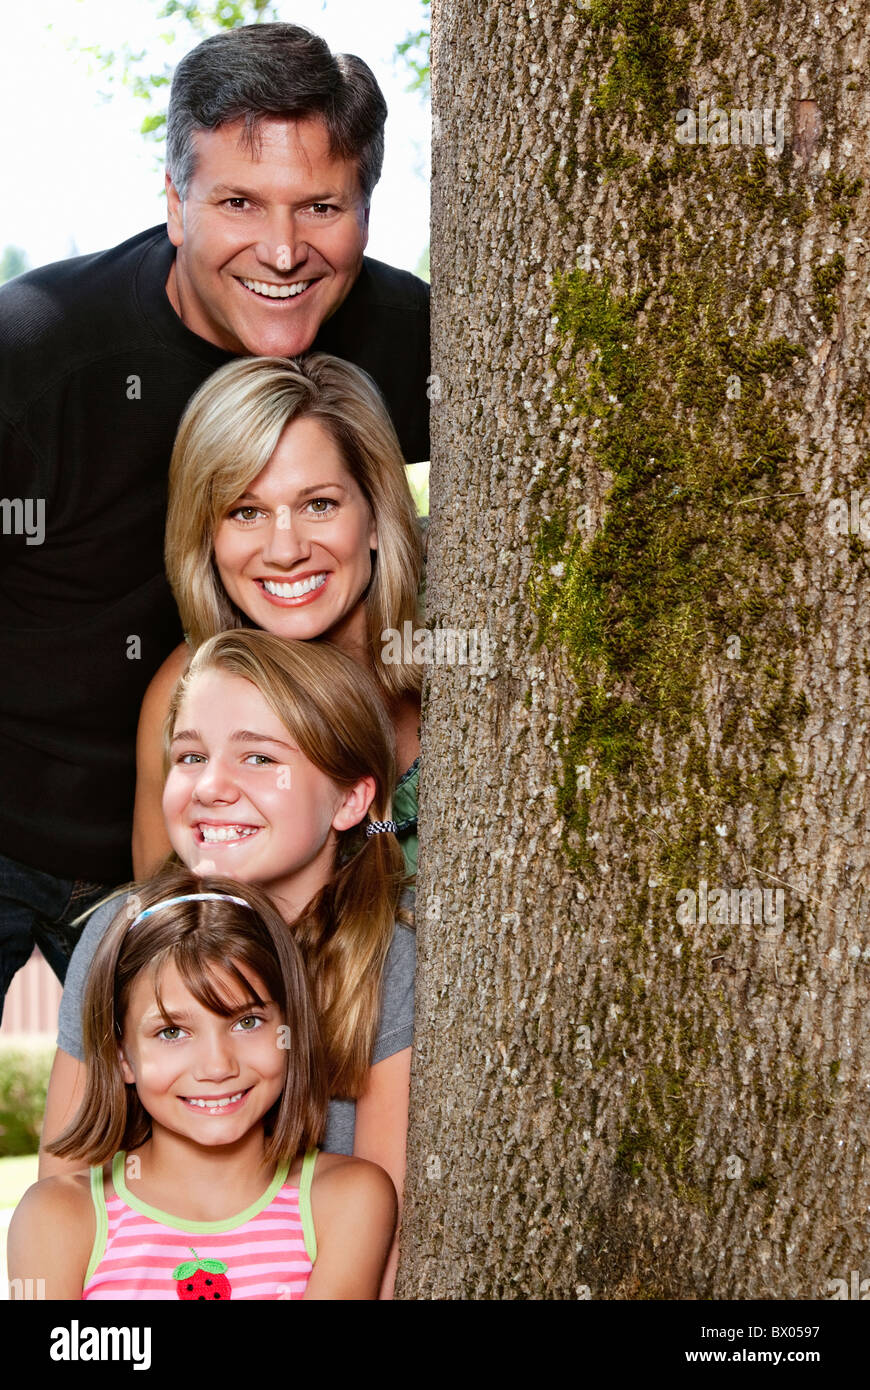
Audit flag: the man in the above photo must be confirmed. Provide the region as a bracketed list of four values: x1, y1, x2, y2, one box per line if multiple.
[0, 23, 430, 1015]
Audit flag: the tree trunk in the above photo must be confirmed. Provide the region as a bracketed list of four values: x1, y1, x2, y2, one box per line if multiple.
[397, 0, 870, 1300]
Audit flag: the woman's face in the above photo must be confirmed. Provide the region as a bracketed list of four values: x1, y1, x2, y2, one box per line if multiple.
[213, 415, 378, 648]
[162, 668, 373, 920]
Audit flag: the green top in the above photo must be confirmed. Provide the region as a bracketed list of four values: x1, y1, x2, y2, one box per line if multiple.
[393, 755, 420, 877]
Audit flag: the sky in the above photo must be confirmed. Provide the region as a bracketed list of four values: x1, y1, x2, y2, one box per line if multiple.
[0, 0, 430, 274]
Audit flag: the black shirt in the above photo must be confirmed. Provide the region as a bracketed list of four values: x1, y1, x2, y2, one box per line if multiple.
[0, 225, 430, 881]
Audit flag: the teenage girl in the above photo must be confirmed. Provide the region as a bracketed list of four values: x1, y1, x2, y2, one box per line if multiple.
[10, 869, 396, 1299]
[41, 631, 412, 1296]
[133, 352, 424, 879]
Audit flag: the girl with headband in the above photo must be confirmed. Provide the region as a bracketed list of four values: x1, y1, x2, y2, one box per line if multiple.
[10, 869, 396, 1299]
[41, 631, 412, 1296]
[134, 353, 424, 879]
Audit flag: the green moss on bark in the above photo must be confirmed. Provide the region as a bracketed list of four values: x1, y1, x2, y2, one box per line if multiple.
[532, 262, 807, 881]
[811, 253, 846, 333]
[581, 0, 693, 124]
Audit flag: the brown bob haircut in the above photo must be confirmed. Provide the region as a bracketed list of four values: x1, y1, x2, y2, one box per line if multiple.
[48, 866, 329, 1168]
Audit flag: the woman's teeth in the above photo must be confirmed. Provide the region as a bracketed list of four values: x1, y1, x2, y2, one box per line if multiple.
[240, 277, 310, 298]
[184, 1090, 246, 1112]
[262, 574, 327, 599]
[199, 825, 258, 843]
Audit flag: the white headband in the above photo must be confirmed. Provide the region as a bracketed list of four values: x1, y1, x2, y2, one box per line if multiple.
[128, 892, 252, 931]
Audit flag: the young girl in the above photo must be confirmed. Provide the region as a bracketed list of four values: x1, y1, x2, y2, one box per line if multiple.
[41, 631, 413, 1296]
[134, 353, 424, 879]
[10, 868, 396, 1299]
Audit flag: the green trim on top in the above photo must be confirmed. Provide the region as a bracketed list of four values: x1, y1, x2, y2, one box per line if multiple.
[84, 1164, 109, 1288]
[111, 1151, 289, 1234]
[299, 1148, 318, 1264]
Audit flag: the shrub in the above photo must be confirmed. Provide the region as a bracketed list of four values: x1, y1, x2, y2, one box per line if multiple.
[0, 1044, 53, 1157]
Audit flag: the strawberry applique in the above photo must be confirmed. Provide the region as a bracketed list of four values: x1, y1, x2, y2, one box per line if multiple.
[172, 1247, 232, 1300]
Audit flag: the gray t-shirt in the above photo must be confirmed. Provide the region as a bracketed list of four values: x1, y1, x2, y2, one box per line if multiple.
[57, 893, 415, 1156]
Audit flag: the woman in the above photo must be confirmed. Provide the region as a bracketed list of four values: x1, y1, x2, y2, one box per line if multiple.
[134, 353, 423, 878]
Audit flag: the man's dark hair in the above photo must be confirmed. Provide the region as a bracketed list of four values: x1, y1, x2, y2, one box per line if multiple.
[166, 23, 387, 202]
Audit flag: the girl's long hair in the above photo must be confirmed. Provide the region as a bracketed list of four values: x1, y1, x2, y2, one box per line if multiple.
[47, 866, 329, 1167]
[164, 352, 423, 700]
[166, 630, 407, 1098]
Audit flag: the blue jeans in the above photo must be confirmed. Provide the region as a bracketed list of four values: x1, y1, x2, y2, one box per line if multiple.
[0, 850, 109, 1023]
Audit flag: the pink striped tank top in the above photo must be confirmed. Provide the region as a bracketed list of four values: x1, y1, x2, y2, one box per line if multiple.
[83, 1148, 318, 1301]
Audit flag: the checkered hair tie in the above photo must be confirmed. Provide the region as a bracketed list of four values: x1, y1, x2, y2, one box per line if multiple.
[366, 819, 398, 837]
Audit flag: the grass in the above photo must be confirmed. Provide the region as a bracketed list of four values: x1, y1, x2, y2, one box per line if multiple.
[0, 1153, 38, 1210]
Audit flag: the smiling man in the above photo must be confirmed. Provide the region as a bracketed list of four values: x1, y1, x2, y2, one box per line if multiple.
[166, 116, 370, 360]
[0, 23, 429, 1016]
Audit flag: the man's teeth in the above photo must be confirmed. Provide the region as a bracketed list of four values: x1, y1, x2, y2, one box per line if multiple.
[199, 825, 258, 843]
[262, 573, 327, 599]
[186, 1090, 245, 1110]
[240, 277, 310, 299]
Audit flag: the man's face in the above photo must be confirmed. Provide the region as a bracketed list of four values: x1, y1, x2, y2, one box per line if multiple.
[166, 115, 370, 357]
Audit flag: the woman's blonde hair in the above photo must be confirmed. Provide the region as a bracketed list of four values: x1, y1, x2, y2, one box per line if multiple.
[48, 865, 329, 1167]
[165, 353, 423, 700]
[165, 630, 407, 1098]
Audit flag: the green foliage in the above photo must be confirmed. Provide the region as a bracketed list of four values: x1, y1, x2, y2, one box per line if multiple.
[0, 1045, 54, 1158]
[80, 0, 432, 169]
[415, 243, 430, 282]
[0, 246, 30, 284]
[75, 0, 279, 155]
[406, 462, 430, 518]
[161, 0, 271, 25]
[395, 0, 430, 97]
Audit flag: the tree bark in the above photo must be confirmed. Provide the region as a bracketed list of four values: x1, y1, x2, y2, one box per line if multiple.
[398, 0, 870, 1299]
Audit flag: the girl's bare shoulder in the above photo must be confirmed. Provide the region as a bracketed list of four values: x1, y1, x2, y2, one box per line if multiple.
[12, 1168, 94, 1223]
[8, 1169, 98, 1297]
[8, 1169, 96, 1261]
[302, 1152, 397, 1297]
[309, 1151, 397, 1210]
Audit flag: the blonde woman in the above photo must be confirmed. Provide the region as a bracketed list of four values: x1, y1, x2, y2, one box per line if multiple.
[134, 352, 423, 880]
[42, 633, 412, 1297]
